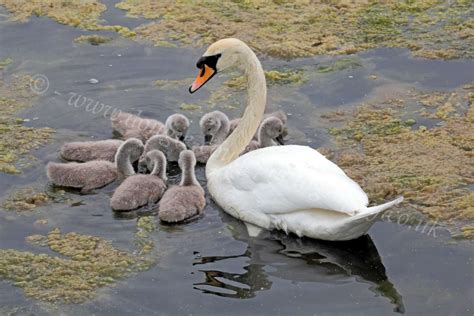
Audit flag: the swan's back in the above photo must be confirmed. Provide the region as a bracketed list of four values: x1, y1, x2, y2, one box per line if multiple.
[207, 145, 368, 216]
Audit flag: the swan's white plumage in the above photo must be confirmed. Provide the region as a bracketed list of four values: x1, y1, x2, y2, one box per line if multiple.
[210, 145, 368, 216]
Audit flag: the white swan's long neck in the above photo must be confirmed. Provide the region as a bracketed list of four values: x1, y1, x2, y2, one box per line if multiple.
[206, 50, 266, 174]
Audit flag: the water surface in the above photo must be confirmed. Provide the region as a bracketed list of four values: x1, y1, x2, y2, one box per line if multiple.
[0, 5, 473, 316]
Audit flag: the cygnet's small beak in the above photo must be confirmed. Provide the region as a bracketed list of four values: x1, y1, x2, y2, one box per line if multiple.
[276, 135, 285, 145]
[204, 134, 212, 145]
[179, 134, 186, 142]
[137, 162, 148, 174]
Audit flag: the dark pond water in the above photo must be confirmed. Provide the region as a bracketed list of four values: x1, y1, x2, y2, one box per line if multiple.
[0, 3, 473, 316]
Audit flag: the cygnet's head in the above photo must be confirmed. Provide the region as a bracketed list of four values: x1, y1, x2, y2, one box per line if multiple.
[145, 150, 167, 181]
[178, 149, 197, 171]
[165, 114, 190, 141]
[199, 111, 229, 144]
[115, 138, 144, 163]
[260, 117, 284, 145]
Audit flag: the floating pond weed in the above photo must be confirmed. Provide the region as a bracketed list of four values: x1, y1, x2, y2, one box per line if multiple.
[0, 228, 155, 303]
[0, 0, 135, 37]
[316, 57, 363, 73]
[0, 58, 13, 70]
[73, 35, 113, 45]
[1, 187, 72, 212]
[0, 0, 107, 28]
[224, 69, 305, 90]
[135, 216, 157, 255]
[322, 85, 474, 237]
[115, 0, 473, 59]
[0, 75, 54, 174]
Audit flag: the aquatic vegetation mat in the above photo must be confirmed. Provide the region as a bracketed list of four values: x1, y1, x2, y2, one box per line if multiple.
[0, 58, 13, 70]
[2, 187, 71, 212]
[0, 228, 154, 303]
[316, 57, 363, 73]
[116, 0, 473, 59]
[135, 216, 156, 255]
[0, 0, 136, 37]
[0, 75, 54, 174]
[74, 34, 113, 45]
[225, 69, 305, 89]
[0, 0, 106, 28]
[322, 84, 474, 236]
[2, 188, 49, 211]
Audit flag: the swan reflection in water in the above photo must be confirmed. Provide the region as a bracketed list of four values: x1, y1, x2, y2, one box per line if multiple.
[193, 214, 405, 314]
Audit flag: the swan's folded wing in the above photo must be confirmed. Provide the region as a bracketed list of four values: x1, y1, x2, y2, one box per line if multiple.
[218, 146, 368, 216]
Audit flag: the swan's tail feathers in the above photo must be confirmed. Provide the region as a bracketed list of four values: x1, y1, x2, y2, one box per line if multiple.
[336, 196, 403, 240]
[355, 196, 404, 221]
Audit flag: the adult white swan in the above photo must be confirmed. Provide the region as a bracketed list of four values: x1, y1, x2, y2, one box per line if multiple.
[189, 38, 403, 241]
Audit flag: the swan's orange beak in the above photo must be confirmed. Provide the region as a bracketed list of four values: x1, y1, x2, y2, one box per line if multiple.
[189, 64, 216, 93]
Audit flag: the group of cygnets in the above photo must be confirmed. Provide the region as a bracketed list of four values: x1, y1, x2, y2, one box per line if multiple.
[46, 109, 288, 223]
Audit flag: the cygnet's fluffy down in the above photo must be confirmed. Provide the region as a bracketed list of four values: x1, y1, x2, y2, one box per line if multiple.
[111, 150, 167, 211]
[47, 161, 117, 193]
[192, 145, 217, 164]
[199, 110, 230, 145]
[111, 112, 189, 142]
[243, 116, 284, 154]
[60, 139, 123, 162]
[141, 134, 186, 163]
[159, 150, 205, 223]
[47, 138, 144, 193]
[229, 110, 287, 139]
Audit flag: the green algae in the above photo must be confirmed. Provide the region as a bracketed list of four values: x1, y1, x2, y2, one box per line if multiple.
[98, 24, 136, 38]
[0, 0, 106, 28]
[359, 3, 403, 44]
[154, 78, 193, 89]
[322, 85, 474, 237]
[135, 216, 156, 255]
[2, 187, 70, 212]
[0, 75, 54, 174]
[461, 225, 474, 239]
[180, 102, 201, 111]
[0, 58, 13, 70]
[225, 69, 305, 90]
[116, 0, 473, 59]
[265, 70, 305, 85]
[0, 228, 154, 303]
[2, 188, 49, 211]
[74, 34, 113, 45]
[0, 0, 135, 38]
[316, 57, 363, 73]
